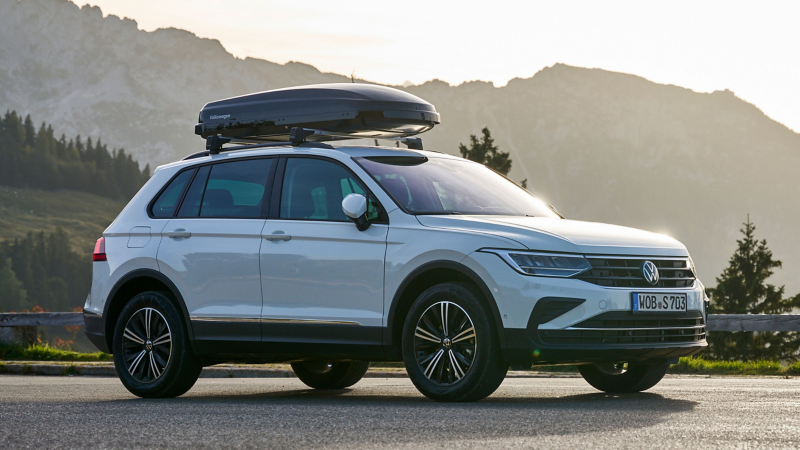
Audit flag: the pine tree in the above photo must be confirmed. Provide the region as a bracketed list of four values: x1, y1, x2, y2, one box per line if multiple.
[706, 217, 800, 360]
[0, 257, 27, 312]
[458, 127, 512, 176]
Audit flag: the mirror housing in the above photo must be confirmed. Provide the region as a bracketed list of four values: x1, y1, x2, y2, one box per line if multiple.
[342, 193, 370, 231]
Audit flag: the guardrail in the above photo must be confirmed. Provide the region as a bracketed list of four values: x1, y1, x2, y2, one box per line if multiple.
[2, 313, 800, 345]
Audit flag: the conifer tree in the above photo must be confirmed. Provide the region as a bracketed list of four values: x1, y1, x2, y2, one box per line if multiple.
[0, 257, 27, 312]
[458, 127, 512, 176]
[706, 217, 800, 360]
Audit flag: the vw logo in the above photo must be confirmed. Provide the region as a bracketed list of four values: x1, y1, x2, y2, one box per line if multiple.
[642, 261, 659, 285]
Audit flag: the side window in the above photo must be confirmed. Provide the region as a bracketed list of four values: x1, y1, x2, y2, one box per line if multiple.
[177, 166, 210, 217]
[198, 159, 274, 218]
[280, 158, 385, 222]
[151, 169, 194, 218]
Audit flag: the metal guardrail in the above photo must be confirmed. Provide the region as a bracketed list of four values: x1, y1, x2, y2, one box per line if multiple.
[0, 313, 84, 327]
[2, 313, 800, 331]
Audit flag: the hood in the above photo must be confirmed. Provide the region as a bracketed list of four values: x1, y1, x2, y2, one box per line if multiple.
[416, 216, 688, 257]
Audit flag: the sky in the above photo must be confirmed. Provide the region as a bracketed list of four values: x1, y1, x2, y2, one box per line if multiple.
[77, 0, 800, 132]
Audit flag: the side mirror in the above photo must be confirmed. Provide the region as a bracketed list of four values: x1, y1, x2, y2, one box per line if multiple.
[342, 193, 371, 231]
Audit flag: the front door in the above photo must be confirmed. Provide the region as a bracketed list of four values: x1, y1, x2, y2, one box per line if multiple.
[157, 158, 276, 352]
[259, 157, 388, 357]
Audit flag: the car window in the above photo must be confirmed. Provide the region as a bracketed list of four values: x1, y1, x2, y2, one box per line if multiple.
[177, 166, 210, 217]
[358, 156, 559, 217]
[280, 158, 383, 222]
[193, 159, 273, 218]
[151, 169, 194, 218]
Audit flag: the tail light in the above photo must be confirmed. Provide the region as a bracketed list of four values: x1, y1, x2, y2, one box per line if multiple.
[93, 237, 107, 262]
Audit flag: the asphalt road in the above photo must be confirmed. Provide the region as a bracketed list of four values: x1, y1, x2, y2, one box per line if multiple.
[1, 375, 800, 449]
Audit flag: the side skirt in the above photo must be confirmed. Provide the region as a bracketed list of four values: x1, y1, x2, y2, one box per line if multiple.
[191, 319, 387, 362]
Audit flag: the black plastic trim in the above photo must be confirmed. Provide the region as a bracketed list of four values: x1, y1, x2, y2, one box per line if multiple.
[98, 269, 196, 354]
[384, 260, 506, 357]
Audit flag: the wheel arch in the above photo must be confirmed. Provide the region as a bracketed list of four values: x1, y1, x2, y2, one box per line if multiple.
[384, 260, 506, 359]
[102, 269, 196, 354]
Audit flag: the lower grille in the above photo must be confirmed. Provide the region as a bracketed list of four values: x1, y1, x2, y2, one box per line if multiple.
[539, 311, 706, 345]
[576, 257, 696, 288]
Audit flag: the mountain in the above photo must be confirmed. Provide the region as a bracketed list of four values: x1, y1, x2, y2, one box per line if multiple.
[2, 0, 800, 294]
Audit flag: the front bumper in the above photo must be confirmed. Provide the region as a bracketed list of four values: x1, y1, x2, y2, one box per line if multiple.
[502, 300, 707, 365]
[464, 251, 708, 365]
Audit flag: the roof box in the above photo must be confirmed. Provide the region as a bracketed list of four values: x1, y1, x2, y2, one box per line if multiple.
[195, 83, 440, 143]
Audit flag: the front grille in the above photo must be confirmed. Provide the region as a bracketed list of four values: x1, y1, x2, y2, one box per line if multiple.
[576, 257, 695, 288]
[539, 311, 705, 345]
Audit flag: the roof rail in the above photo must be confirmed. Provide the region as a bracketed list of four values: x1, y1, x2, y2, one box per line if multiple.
[183, 127, 424, 161]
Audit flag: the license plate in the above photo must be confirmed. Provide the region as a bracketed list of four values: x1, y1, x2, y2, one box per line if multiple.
[632, 293, 687, 313]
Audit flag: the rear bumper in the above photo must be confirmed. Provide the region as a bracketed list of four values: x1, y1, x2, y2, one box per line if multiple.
[83, 309, 110, 353]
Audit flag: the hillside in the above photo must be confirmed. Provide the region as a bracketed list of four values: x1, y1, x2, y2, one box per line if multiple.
[0, 187, 124, 253]
[2, 0, 800, 292]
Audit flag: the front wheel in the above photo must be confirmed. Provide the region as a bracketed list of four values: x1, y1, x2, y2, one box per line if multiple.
[578, 362, 669, 393]
[402, 282, 508, 402]
[112, 291, 202, 398]
[291, 361, 370, 389]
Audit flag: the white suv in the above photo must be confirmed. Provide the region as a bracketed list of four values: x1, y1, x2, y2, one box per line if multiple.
[84, 85, 707, 401]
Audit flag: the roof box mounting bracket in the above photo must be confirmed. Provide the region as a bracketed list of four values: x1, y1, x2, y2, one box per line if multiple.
[396, 137, 423, 150]
[206, 135, 232, 154]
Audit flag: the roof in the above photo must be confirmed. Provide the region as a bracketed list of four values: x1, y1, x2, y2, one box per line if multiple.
[155, 144, 461, 173]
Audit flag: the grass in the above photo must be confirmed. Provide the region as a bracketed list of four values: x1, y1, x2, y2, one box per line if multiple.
[2, 345, 799, 376]
[0, 343, 112, 362]
[0, 186, 125, 253]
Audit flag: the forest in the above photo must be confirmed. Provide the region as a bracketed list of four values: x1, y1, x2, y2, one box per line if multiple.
[0, 110, 150, 200]
[0, 110, 150, 312]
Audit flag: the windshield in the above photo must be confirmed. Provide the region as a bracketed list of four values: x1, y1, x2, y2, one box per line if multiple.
[356, 156, 560, 217]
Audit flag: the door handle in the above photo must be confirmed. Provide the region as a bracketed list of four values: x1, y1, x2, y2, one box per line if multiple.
[263, 232, 291, 241]
[165, 229, 191, 239]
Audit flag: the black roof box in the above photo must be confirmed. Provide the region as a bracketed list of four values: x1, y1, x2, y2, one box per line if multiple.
[195, 83, 440, 143]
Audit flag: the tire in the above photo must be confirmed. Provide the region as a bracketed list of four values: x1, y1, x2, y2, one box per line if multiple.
[578, 362, 669, 393]
[291, 361, 370, 389]
[402, 282, 508, 402]
[112, 291, 202, 398]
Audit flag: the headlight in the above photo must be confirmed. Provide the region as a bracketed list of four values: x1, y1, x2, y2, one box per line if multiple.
[483, 250, 591, 277]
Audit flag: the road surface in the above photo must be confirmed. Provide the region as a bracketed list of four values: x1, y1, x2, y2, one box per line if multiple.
[1, 375, 799, 449]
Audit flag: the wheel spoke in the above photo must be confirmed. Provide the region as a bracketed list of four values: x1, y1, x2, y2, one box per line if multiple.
[449, 350, 465, 379]
[128, 350, 146, 375]
[441, 302, 449, 336]
[149, 352, 161, 379]
[124, 328, 145, 345]
[452, 327, 475, 343]
[424, 349, 445, 379]
[153, 332, 171, 346]
[415, 326, 440, 343]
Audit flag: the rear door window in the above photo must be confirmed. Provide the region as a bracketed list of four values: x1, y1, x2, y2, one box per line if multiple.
[199, 159, 274, 218]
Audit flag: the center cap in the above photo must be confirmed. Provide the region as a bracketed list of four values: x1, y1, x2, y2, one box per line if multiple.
[442, 338, 452, 348]
[145, 340, 153, 351]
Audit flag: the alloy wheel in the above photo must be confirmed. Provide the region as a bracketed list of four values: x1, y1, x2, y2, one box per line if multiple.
[122, 307, 172, 383]
[413, 301, 476, 386]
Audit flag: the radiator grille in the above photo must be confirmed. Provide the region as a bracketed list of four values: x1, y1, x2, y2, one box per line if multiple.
[576, 257, 695, 288]
[539, 311, 706, 345]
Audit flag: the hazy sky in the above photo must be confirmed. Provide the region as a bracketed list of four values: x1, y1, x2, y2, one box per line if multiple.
[78, 0, 800, 132]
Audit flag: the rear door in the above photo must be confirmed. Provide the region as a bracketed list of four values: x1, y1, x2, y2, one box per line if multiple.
[259, 156, 388, 356]
[157, 157, 277, 350]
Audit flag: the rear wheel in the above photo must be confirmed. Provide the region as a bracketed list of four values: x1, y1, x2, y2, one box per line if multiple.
[112, 291, 202, 398]
[578, 362, 669, 393]
[402, 282, 508, 402]
[291, 361, 370, 389]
